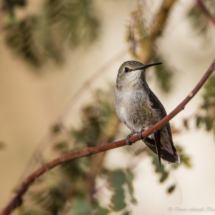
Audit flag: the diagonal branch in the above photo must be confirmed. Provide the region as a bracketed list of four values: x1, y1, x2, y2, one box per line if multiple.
[18, 0, 177, 186]
[196, 0, 215, 25]
[19, 48, 126, 180]
[1, 59, 215, 215]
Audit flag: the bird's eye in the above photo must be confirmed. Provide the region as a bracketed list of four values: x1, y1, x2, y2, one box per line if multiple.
[124, 67, 129, 72]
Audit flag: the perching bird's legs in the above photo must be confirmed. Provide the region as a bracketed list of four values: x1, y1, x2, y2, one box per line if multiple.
[137, 127, 145, 140]
[126, 127, 146, 145]
[126, 131, 136, 145]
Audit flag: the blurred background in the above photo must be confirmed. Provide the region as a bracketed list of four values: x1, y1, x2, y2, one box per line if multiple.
[0, 0, 215, 214]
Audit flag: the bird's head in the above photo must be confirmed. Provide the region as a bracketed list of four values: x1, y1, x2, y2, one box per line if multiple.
[116, 60, 162, 91]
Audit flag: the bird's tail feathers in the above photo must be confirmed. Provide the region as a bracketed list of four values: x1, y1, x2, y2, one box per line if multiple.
[143, 137, 180, 164]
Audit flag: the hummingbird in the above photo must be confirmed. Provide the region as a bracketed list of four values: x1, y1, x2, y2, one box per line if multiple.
[114, 60, 180, 164]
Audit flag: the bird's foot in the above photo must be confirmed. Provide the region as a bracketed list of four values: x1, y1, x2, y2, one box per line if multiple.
[126, 132, 135, 145]
[137, 128, 145, 140]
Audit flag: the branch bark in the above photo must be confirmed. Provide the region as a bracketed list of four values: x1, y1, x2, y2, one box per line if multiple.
[19, 48, 126, 180]
[1, 59, 215, 215]
[196, 0, 215, 26]
[18, 0, 177, 187]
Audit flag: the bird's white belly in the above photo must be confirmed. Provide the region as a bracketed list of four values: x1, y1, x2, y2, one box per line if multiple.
[114, 89, 160, 132]
[115, 90, 147, 131]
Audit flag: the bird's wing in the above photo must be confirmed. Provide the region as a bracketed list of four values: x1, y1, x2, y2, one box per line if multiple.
[146, 89, 180, 163]
[154, 130, 161, 166]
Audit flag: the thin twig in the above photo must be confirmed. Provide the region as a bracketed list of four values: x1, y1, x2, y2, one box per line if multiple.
[57, 48, 127, 123]
[144, 0, 176, 63]
[19, 48, 127, 180]
[1, 59, 215, 215]
[196, 0, 215, 25]
[18, 0, 177, 185]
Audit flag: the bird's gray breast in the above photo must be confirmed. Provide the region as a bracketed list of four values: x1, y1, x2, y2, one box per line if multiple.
[114, 89, 161, 132]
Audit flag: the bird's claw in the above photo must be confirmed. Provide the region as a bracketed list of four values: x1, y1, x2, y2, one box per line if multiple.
[126, 135, 132, 145]
[137, 128, 145, 139]
[137, 132, 142, 139]
[126, 129, 144, 145]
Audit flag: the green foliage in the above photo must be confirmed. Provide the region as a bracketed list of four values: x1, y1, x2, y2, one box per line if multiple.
[152, 54, 173, 93]
[18, 86, 191, 214]
[126, 11, 173, 93]
[149, 150, 169, 183]
[3, 0, 100, 67]
[5, 16, 45, 67]
[94, 207, 110, 215]
[2, 0, 213, 212]
[20, 171, 70, 215]
[187, 6, 209, 36]
[173, 145, 192, 168]
[202, 75, 215, 109]
[110, 171, 127, 211]
[18, 87, 120, 215]
[187, 0, 215, 36]
[71, 87, 119, 147]
[167, 184, 176, 194]
[46, 0, 99, 47]
[125, 168, 137, 204]
[71, 198, 92, 215]
[109, 169, 136, 213]
[195, 75, 215, 135]
[149, 143, 191, 193]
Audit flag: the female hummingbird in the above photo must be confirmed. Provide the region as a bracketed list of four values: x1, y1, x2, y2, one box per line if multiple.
[114, 60, 180, 164]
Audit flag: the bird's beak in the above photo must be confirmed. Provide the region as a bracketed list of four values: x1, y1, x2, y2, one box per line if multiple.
[134, 62, 162, 71]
